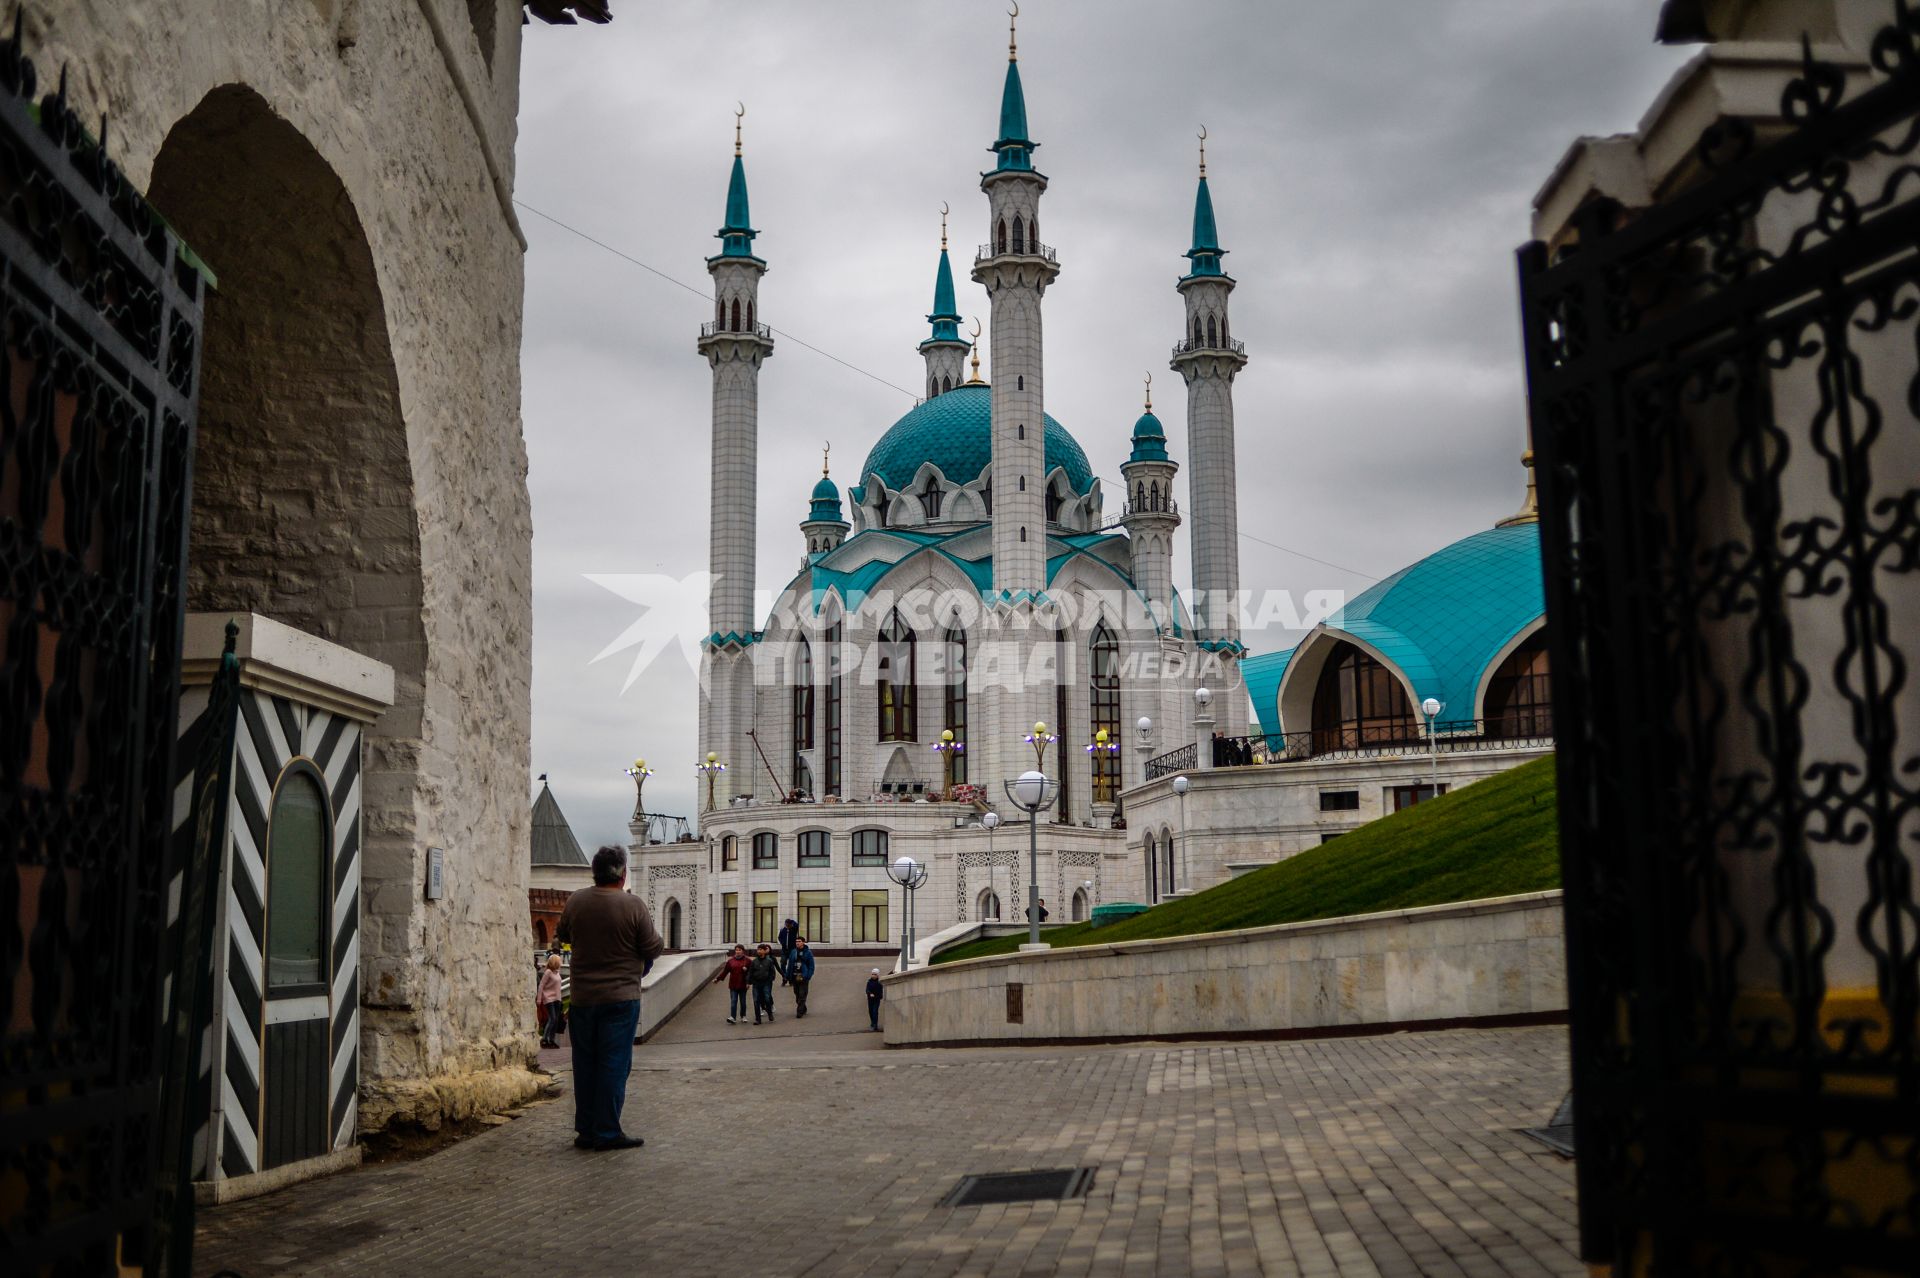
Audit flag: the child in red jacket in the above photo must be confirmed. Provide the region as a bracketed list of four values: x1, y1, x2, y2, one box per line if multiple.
[714, 944, 752, 1024]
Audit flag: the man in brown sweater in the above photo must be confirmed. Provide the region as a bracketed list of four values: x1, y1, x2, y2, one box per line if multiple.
[554, 845, 664, 1151]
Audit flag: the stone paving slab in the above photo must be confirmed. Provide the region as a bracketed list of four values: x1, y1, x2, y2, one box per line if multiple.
[195, 960, 1580, 1277]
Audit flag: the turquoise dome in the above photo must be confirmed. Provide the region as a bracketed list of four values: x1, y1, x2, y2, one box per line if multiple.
[807, 473, 843, 523]
[812, 474, 839, 501]
[1244, 522, 1543, 733]
[1128, 409, 1169, 463]
[849, 383, 1093, 502]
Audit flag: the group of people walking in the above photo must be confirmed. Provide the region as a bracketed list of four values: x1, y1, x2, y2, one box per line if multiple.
[713, 918, 886, 1031]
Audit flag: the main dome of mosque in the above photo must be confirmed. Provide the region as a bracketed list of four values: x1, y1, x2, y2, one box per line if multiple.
[849, 383, 1095, 502]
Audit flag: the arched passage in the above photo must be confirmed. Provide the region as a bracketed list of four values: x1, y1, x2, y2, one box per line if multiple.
[147, 84, 426, 1049]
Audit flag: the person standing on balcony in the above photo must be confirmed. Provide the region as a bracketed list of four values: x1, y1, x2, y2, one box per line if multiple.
[555, 845, 663, 1152]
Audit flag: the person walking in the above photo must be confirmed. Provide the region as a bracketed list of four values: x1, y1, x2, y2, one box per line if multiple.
[554, 845, 663, 1152]
[714, 943, 751, 1024]
[537, 952, 566, 1048]
[866, 968, 884, 1032]
[748, 943, 780, 1024]
[777, 916, 799, 984]
[787, 937, 816, 1018]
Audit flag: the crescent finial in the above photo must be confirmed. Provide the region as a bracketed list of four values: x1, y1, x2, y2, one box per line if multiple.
[940, 201, 950, 249]
[1197, 124, 1208, 177]
[1008, 2, 1019, 60]
[1145, 371, 1153, 411]
[734, 102, 745, 155]
[822, 441, 831, 477]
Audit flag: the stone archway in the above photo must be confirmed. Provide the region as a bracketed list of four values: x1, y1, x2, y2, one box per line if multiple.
[147, 82, 430, 1101]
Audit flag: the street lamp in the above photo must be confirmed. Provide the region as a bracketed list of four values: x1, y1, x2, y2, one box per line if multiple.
[1085, 727, 1118, 802]
[696, 751, 726, 812]
[1024, 719, 1057, 770]
[932, 728, 965, 795]
[886, 854, 928, 971]
[981, 810, 1002, 920]
[1005, 767, 1060, 948]
[1421, 697, 1443, 799]
[624, 757, 653, 824]
[1172, 774, 1191, 892]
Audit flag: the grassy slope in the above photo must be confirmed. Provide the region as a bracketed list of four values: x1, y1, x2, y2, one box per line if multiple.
[932, 754, 1560, 965]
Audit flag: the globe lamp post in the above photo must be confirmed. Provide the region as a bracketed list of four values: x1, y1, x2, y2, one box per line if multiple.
[1172, 773, 1191, 891]
[1421, 697, 1443, 798]
[1005, 766, 1060, 949]
[981, 810, 1002, 919]
[886, 854, 928, 971]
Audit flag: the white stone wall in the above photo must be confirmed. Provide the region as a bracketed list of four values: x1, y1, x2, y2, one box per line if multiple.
[922, 342, 969, 397]
[1175, 274, 1244, 650]
[39, 0, 541, 1131]
[882, 891, 1567, 1045]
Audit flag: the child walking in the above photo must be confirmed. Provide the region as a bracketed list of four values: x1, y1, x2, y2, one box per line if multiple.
[714, 944, 751, 1024]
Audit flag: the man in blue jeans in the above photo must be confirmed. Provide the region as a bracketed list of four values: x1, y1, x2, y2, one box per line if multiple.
[555, 845, 664, 1151]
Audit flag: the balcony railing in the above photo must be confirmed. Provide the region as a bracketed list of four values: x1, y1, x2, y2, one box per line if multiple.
[976, 240, 1058, 264]
[1171, 336, 1246, 359]
[1121, 496, 1178, 518]
[700, 320, 772, 340]
[1144, 715, 1555, 778]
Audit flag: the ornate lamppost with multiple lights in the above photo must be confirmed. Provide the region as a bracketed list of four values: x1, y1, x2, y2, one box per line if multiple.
[696, 752, 726, 812]
[1006, 721, 1061, 950]
[1086, 727, 1119, 804]
[624, 757, 654, 824]
[932, 728, 965, 797]
[886, 854, 928, 971]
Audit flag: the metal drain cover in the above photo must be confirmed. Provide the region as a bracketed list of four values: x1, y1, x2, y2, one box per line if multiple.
[941, 1167, 1097, 1207]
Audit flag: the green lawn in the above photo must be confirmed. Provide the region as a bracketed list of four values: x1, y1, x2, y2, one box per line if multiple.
[931, 755, 1560, 965]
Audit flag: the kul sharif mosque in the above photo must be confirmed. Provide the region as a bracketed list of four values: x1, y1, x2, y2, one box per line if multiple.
[632, 15, 1551, 952]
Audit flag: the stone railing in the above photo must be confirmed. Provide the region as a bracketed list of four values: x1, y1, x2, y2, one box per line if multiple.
[976, 240, 1057, 263]
[879, 891, 1565, 1047]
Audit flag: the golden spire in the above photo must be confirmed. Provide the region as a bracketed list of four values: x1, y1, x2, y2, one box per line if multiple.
[822, 442, 831, 477]
[734, 102, 745, 156]
[1144, 371, 1153, 412]
[1198, 124, 1207, 179]
[940, 201, 949, 251]
[966, 317, 984, 383]
[1008, 1, 1018, 61]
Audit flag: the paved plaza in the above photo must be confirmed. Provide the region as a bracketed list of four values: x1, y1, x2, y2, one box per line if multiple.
[193, 959, 1581, 1277]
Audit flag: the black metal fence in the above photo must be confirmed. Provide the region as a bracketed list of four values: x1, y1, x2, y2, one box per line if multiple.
[0, 28, 205, 1276]
[1142, 716, 1553, 780]
[1520, 12, 1920, 1272]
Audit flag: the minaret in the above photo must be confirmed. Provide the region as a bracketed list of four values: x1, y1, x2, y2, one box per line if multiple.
[1171, 129, 1247, 665]
[972, 7, 1058, 597]
[919, 206, 971, 399]
[697, 107, 773, 805]
[800, 445, 849, 568]
[1120, 375, 1181, 629]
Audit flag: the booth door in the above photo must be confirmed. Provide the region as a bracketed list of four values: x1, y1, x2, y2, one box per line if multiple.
[260, 764, 333, 1170]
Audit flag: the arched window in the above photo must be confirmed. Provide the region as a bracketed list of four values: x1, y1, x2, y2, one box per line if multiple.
[746, 300, 754, 331]
[1012, 215, 1024, 253]
[1071, 888, 1090, 922]
[1206, 315, 1217, 346]
[851, 828, 889, 866]
[944, 625, 968, 786]
[1029, 215, 1037, 246]
[1193, 316, 1203, 344]
[996, 219, 1007, 254]
[941, 375, 952, 393]
[1221, 315, 1229, 343]
[534, 918, 548, 947]
[265, 766, 329, 990]
[1018, 476, 1025, 491]
[1045, 485, 1063, 522]
[1135, 482, 1145, 509]
[877, 609, 917, 742]
[715, 298, 724, 326]
[792, 637, 814, 793]
[1017, 422, 1024, 438]
[1310, 640, 1419, 754]
[665, 900, 683, 950]
[730, 298, 741, 332]
[1162, 828, 1176, 895]
[1019, 527, 1027, 543]
[920, 475, 942, 520]
[981, 480, 992, 517]
[1090, 623, 1120, 803]
[1485, 630, 1552, 739]
[752, 832, 778, 869]
[1149, 480, 1160, 510]
[978, 888, 1001, 921]
[1144, 833, 1159, 902]
[825, 621, 844, 796]
[929, 377, 937, 399]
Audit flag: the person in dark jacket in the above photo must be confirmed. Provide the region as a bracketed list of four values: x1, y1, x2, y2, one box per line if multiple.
[777, 917, 798, 984]
[748, 943, 780, 1024]
[554, 845, 663, 1151]
[1028, 898, 1050, 923]
[866, 968, 884, 1031]
[787, 937, 816, 1017]
[713, 944, 751, 1024]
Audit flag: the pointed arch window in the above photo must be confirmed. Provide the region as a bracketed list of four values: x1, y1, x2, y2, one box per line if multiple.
[1149, 480, 1160, 510]
[1012, 215, 1025, 254]
[943, 625, 968, 785]
[1485, 630, 1552, 739]
[1090, 622, 1121, 803]
[920, 475, 942, 520]
[877, 609, 917, 742]
[1029, 215, 1038, 245]
[792, 637, 814, 790]
[716, 298, 724, 326]
[731, 298, 742, 332]
[1045, 485, 1064, 523]
[1206, 315, 1217, 346]
[1310, 640, 1419, 754]
[1194, 316, 1203, 344]
[996, 219, 1008, 254]
[1134, 481, 1146, 509]
[825, 621, 844, 796]
[941, 375, 952, 394]
[929, 377, 938, 398]
[747, 300, 755, 331]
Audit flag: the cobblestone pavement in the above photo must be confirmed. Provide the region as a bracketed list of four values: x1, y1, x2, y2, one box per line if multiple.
[196, 959, 1580, 1277]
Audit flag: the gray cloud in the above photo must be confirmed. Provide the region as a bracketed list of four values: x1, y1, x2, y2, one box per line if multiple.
[514, 0, 1687, 841]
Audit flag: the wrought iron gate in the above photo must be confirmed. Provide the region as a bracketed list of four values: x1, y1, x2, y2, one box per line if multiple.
[1520, 10, 1920, 1274]
[0, 28, 207, 1278]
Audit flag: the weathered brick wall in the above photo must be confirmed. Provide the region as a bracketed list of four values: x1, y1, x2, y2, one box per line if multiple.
[33, 0, 538, 1132]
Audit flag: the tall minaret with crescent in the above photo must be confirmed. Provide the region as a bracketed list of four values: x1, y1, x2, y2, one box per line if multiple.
[698, 106, 773, 805]
[1172, 128, 1248, 732]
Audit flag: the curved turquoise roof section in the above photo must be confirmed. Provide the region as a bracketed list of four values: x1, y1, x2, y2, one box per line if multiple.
[848, 383, 1093, 501]
[1184, 175, 1225, 278]
[807, 474, 843, 523]
[992, 59, 1036, 172]
[922, 246, 964, 347]
[1255, 522, 1544, 732]
[715, 154, 758, 258]
[1128, 409, 1169, 463]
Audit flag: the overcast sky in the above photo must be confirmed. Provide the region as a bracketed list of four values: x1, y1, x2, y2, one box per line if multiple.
[513, 1, 1689, 847]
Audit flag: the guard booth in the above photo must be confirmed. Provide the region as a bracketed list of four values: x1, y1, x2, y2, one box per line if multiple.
[175, 613, 393, 1188]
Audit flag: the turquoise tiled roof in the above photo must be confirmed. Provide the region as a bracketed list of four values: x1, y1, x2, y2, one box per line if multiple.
[849, 383, 1093, 501]
[1184, 175, 1225, 278]
[1127, 409, 1169, 463]
[714, 155, 758, 259]
[992, 60, 1036, 172]
[1250, 523, 1544, 731]
[807, 473, 843, 523]
[922, 247, 965, 347]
